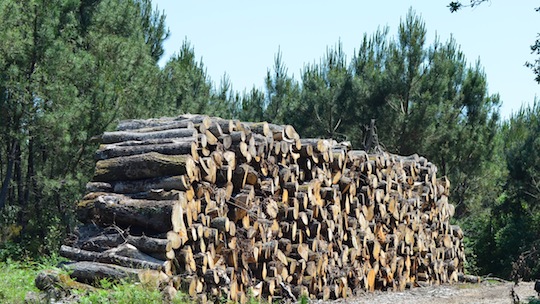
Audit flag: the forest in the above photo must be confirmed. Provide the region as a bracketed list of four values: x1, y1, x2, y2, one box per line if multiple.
[0, 0, 539, 285]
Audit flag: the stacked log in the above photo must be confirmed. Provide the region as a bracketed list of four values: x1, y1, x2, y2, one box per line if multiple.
[62, 114, 465, 302]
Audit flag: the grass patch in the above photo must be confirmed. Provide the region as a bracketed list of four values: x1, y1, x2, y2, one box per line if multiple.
[0, 258, 192, 304]
[0, 259, 52, 303]
[0, 257, 303, 304]
[77, 279, 192, 304]
[77, 280, 162, 304]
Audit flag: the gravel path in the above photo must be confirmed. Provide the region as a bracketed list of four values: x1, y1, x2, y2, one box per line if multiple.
[314, 281, 538, 304]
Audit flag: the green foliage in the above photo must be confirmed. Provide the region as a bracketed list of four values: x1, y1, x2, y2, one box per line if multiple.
[159, 40, 234, 118]
[0, 0, 179, 259]
[237, 88, 266, 122]
[78, 282, 161, 304]
[526, 24, 540, 83]
[492, 102, 540, 278]
[0, 261, 192, 304]
[160, 40, 213, 115]
[298, 294, 309, 304]
[463, 101, 540, 279]
[136, 0, 170, 62]
[296, 42, 353, 140]
[263, 50, 301, 125]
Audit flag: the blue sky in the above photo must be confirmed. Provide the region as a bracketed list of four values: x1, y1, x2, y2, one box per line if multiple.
[153, 1, 539, 119]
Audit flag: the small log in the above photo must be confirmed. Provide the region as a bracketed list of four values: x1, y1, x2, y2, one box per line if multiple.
[210, 217, 230, 233]
[244, 122, 271, 138]
[458, 273, 481, 283]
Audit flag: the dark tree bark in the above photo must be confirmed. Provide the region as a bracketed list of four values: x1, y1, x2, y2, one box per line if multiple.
[0, 141, 16, 210]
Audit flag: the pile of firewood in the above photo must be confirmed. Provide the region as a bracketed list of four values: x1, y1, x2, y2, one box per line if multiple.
[58, 114, 465, 302]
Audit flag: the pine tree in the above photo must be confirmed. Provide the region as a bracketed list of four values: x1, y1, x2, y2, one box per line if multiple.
[160, 41, 213, 115]
[263, 51, 300, 125]
[298, 42, 353, 140]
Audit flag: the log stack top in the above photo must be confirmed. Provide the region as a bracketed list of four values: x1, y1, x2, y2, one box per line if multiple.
[64, 114, 465, 303]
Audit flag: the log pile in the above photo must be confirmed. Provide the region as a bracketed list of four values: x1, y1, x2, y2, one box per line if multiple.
[62, 114, 465, 302]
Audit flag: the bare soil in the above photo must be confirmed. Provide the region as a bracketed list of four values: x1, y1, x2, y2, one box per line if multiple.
[315, 281, 538, 304]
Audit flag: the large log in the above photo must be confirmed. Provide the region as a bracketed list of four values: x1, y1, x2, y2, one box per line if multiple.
[60, 245, 168, 271]
[77, 194, 175, 232]
[101, 128, 197, 144]
[95, 141, 198, 160]
[93, 152, 197, 182]
[78, 232, 170, 254]
[35, 269, 97, 293]
[63, 261, 141, 283]
[116, 118, 193, 131]
[102, 137, 197, 148]
[107, 175, 191, 194]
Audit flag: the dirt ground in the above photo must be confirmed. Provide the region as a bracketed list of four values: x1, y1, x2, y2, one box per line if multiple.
[314, 281, 539, 304]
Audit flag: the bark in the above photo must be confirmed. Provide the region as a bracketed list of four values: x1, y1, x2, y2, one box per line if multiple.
[78, 232, 170, 254]
[63, 261, 141, 283]
[35, 269, 96, 293]
[77, 194, 175, 232]
[0, 141, 16, 210]
[101, 128, 197, 144]
[14, 141, 22, 208]
[93, 152, 196, 182]
[106, 137, 198, 147]
[118, 120, 194, 132]
[95, 141, 197, 160]
[60, 245, 167, 271]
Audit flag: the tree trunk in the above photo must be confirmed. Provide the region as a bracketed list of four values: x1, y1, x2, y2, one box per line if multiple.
[0, 141, 16, 210]
[23, 136, 39, 230]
